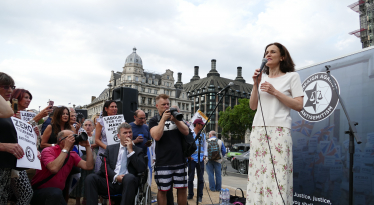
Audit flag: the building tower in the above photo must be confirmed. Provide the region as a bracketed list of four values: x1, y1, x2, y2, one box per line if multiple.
[348, 0, 374, 48]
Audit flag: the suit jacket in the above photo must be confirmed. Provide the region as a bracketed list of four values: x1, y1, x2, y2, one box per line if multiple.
[99, 143, 146, 181]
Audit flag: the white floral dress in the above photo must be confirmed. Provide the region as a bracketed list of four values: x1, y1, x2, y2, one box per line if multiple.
[246, 126, 293, 205]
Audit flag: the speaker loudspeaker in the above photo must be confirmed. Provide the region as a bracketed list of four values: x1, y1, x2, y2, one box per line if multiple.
[112, 87, 138, 123]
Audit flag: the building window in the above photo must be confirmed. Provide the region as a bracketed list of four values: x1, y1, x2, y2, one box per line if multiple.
[142, 87, 145, 92]
[154, 90, 158, 94]
[182, 93, 184, 99]
[178, 103, 181, 109]
[134, 85, 138, 89]
[148, 98, 152, 105]
[166, 90, 169, 95]
[167, 75, 170, 79]
[186, 104, 189, 111]
[142, 78, 145, 83]
[141, 97, 146, 104]
[182, 103, 185, 110]
[152, 75, 155, 79]
[127, 76, 131, 81]
[148, 109, 151, 116]
[135, 76, 139, 81]
[201, 96, 205, 102]
[148, 88, 151, 93]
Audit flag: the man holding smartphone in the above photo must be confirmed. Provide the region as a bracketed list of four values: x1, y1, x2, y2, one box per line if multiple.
[129, 110, 152, 155]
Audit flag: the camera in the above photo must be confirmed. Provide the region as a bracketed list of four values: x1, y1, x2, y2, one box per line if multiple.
[169, 108, 183, 121]
[73, 132, 88, 145]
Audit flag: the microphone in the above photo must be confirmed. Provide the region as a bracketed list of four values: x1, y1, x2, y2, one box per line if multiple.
[217, 82, 235, 95]
[258, 58, 268, 73]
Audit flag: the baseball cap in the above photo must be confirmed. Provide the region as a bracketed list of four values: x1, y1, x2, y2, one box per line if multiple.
[193, 118, 205, 125]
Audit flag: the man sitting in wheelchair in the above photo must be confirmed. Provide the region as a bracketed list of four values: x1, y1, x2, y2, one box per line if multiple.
[85, 123, 147, 205]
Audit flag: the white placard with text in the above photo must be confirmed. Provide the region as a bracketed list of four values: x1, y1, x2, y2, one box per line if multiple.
[20, 111, 36, 122]
[11, 117, 41, 170]
[103, 114, 126, 145]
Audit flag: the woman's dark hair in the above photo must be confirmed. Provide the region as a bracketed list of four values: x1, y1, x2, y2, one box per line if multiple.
[0, 72, 15, 86]
[262, 42, 295, 75]
[102, 100, 117, 117]
[11, 89, 33, 102]
[51, 106, 71, 135]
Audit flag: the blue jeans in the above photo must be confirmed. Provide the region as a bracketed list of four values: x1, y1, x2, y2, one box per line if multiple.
[206, 160, 222, 191]
[188, 160, 204, 198]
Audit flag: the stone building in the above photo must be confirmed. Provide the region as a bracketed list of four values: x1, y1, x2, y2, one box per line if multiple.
[87, 48, 192, 121]
[183, 59, 253, 138]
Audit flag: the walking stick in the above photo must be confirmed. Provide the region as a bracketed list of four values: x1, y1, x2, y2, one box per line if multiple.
[100, 153, 111, 205]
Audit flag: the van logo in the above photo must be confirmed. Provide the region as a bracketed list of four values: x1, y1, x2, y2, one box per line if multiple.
[299, 72, 340, 122]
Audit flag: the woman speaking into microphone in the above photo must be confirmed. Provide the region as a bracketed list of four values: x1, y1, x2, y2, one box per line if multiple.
[247, 43, 304, 205]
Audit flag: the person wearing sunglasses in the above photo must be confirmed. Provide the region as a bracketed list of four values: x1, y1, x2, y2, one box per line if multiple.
[0, 72, 25, 205]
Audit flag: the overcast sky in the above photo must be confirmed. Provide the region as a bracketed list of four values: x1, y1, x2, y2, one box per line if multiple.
[0, 0, 362, 110]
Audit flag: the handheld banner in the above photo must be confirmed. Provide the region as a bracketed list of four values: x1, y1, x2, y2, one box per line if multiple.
[11, 117, 41, 170]
[189, 110, 209, 131]
[20, 111, 36, 122]
[103, 114, 126, 145]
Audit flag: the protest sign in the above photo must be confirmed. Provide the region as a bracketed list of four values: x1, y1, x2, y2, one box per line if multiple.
[11, 117, 41, 170]
[189, 110, 209, 131]
[20, 111, 36, 122]
[102, 114, 126, 145]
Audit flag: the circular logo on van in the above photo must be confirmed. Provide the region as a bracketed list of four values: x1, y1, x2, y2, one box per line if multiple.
[25, 146, 35, 162]
[299, 72, 340, 122]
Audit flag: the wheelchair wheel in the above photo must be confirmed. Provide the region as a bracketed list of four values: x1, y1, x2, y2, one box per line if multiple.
[144, 184, 151, 205]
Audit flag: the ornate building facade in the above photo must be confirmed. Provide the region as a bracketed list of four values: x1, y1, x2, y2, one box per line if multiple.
[183, 59, 253, 139]
[87, 48, 192, 121]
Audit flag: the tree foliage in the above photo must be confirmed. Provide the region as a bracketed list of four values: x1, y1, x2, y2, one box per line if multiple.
[218, 98, 256, 140]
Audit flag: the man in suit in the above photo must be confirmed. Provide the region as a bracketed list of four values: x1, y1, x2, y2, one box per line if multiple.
[85, 123, 146, 205]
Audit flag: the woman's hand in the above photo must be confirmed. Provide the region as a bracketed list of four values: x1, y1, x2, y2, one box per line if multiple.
[37, 151, 41, 160]
[33, 106, 53, 122]
[252, 68, 263, 86]
[0, 143, 24, 159]
[260, 81, 278, 96]
[14, 111, 21, 119]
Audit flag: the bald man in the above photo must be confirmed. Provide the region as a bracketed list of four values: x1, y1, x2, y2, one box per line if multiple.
[30, 130, 94, 205]
[129, 110, 152, 154]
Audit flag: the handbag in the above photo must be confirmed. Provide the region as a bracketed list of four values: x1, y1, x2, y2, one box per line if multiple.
[230, 188, 246, 204]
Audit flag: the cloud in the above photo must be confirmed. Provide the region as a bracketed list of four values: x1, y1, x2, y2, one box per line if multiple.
[0, 0, 362, 110]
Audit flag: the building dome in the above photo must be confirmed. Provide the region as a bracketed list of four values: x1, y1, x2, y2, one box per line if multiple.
[125, 47, 143, 67]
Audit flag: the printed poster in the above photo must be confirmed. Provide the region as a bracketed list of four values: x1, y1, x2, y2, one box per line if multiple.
[11, 117, 41, 170]
[103, 114, 126, 145]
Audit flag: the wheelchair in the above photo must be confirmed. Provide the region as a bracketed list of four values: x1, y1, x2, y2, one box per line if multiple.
[102, 155, 152, 205]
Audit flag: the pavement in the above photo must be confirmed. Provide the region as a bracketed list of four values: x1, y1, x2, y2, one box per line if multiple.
[150, 159, 248, 205]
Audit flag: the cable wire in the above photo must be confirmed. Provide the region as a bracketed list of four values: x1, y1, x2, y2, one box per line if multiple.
[256, 74, 286, 205]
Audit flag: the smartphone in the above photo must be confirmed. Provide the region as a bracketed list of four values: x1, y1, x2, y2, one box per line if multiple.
[11, 98, 18, 114]
[48, 100, 54, 109]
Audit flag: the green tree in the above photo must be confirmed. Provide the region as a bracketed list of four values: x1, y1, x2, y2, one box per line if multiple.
[218, 98, 256, 140]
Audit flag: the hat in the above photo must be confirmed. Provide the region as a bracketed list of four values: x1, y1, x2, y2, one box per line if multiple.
[193, 118, 205, 126]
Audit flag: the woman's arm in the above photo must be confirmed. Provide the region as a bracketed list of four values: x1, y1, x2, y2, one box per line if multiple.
[40, 125, 53, 149]
[32, 106, 52, 122]
[0, 96, 13, 118]
[249, 68, 262, 110]
[94, 123, 106, 149]
[260, 81, 304, 112]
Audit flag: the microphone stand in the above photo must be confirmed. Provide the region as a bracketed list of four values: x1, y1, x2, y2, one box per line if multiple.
[193, 89, 228, 205]
[325, 65, 361, 205]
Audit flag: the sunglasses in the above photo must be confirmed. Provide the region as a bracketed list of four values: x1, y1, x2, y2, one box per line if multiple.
[0, 85, 16, 90]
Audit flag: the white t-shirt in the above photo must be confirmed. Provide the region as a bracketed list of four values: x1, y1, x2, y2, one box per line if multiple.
[252, 72, 304, 129]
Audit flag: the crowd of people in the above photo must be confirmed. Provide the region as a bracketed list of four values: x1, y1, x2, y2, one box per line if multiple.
[0, 72, 226, 205]
[0, 42, 303, 205]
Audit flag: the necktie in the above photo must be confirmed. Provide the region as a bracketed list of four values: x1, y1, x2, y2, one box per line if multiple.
[118, 147, 128, 175]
